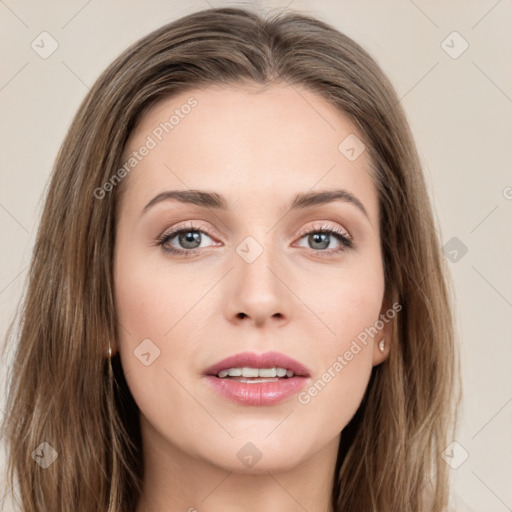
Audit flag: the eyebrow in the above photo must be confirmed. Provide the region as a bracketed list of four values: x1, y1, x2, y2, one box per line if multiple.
[141, 188, 369, 220]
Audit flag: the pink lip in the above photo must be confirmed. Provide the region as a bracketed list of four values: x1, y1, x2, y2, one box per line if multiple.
[202, 351, 311, 406]
[203, 375, 309, 406]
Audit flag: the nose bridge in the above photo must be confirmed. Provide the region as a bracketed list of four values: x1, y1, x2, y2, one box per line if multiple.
[235, 231, 279, 292]
[226, 229, 289, 324]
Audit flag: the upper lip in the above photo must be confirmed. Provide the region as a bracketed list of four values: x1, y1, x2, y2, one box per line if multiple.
[204, 351, 311, 377]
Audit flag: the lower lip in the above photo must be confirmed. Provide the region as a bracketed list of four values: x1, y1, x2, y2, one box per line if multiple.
[203, 375, 309, 406]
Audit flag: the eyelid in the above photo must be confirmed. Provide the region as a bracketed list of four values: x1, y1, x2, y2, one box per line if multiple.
[295, 221, 352, 240]
[157, 221, 216, 241]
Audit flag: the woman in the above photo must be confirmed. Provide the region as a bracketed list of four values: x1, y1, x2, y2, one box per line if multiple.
[1, 6, 460, 511]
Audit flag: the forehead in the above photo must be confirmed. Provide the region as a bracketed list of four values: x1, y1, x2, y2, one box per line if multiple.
[119, 82, 378, 222]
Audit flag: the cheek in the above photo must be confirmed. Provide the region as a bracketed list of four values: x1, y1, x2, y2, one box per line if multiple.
[114, 241, 192, 343]
[113, 240, 182, 388]
[293, 263, 383, 426]
[115, 269, 173, 338]
[296, 350, 373, 451]
[113, 254, 201, 436]
[296, 253, 385, 352]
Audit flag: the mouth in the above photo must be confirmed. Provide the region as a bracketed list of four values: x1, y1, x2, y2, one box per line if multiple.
[202, 351, 311, 406]
[203, 350, 311, 378]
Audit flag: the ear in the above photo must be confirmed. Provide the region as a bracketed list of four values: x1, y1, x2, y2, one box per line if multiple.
[372, 297, 394, 367]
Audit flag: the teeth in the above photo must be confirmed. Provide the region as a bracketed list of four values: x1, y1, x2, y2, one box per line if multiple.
[241, 367, 259, 377]
[216, 367, 294, 379]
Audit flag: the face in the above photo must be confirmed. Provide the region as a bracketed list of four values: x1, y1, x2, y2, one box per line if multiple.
[113, 82, 391, 474]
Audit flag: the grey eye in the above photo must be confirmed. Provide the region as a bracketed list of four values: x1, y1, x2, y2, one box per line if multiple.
[307, 232, 331, 250]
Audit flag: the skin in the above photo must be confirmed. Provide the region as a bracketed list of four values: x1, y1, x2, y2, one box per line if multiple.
[113, 82, 391, 512]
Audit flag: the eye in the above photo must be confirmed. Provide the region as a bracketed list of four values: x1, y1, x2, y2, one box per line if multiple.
[156, 223, 218, 256]
[156, 221, 355, 257]
[294, 222, 355, 254]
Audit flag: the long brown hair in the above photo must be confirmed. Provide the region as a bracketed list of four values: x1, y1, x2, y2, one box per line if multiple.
[1, 6, 461, 511]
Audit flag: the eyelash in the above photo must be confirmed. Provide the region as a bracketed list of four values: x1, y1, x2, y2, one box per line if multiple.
[155, 222, 355, 257]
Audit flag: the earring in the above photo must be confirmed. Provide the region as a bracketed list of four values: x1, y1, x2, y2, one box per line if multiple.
[378, 339, 385, 352]
[107, 342, 114, 383]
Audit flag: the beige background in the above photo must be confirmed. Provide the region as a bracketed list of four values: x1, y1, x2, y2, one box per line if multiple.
[1, 1, 511, 510]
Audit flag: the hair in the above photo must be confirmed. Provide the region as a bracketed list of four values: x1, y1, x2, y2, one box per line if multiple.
[1, 6, 461, 512]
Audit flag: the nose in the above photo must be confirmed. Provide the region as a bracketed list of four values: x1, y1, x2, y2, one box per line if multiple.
[224, 239, 292, 329]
